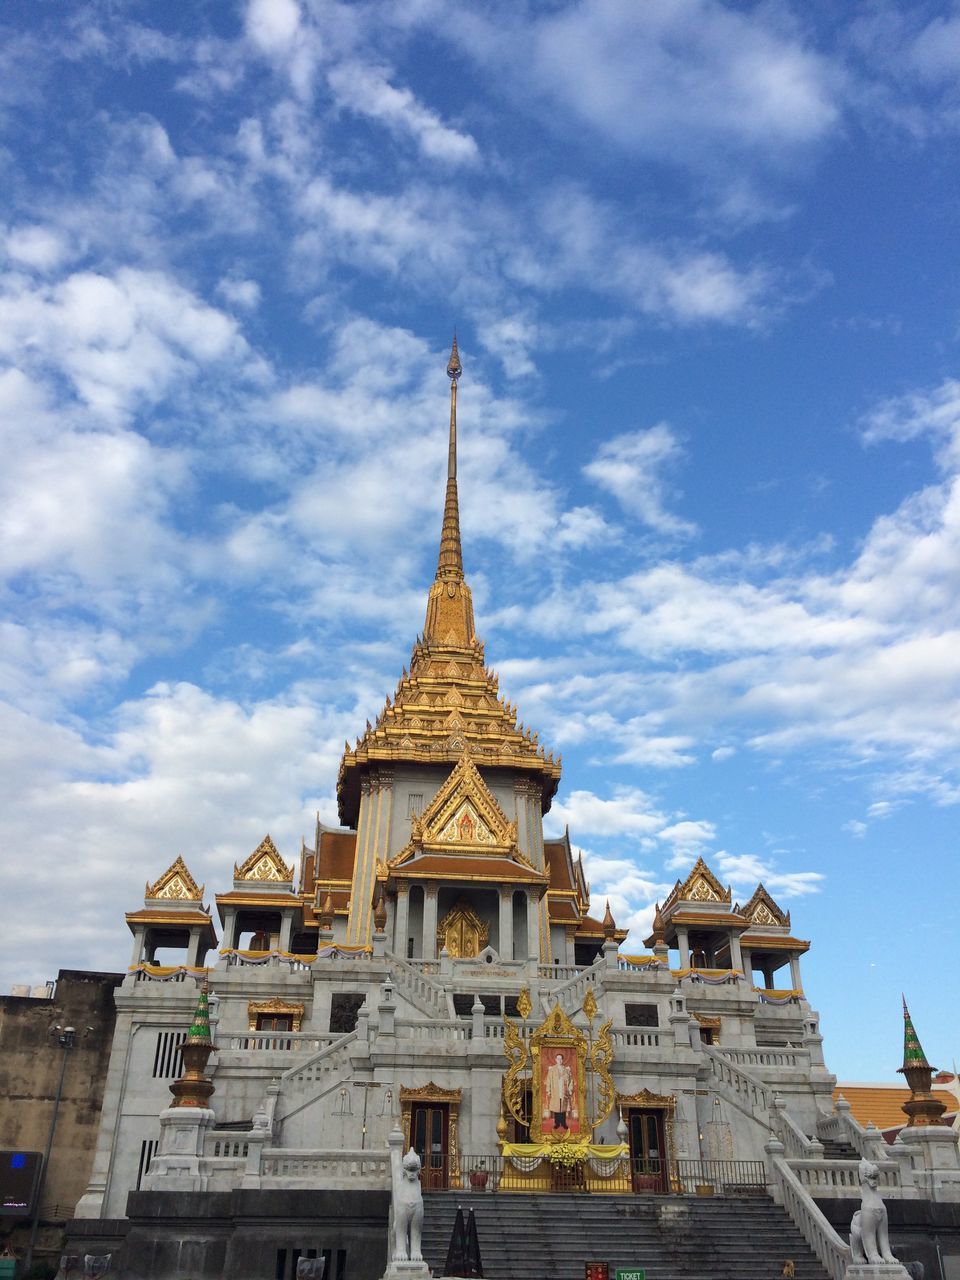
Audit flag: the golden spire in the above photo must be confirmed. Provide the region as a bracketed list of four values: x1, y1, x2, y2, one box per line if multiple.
[437, 333, 464, 581]
[422, 336, 476, 647]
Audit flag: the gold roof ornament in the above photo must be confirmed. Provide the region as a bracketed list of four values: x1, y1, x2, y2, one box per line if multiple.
[146, 856, 204, 902]
[602, 900, 617, 939]
[737, 883, 791, 929]
[389, 751, 536, 871]
[516, 987, 532, 1020]
[651, 901, 666, 944]
[373, 882, 388, 933]
[663, 856, 731, 908]
[319, 890, 335, 929]
[337, 343, 561, 825]
[234, 835, 294, 883]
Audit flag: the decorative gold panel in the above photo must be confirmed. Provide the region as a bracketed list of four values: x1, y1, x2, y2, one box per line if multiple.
[437, 899, 489, 958]
[234, 835, 294, 883]
[247, 997, 304, 1031]
[146, 856, 203, 901]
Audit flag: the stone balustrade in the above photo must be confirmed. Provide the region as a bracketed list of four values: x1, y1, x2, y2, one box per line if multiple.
[788, 1158, 900, 1197]
[767, 1145, 851, 1280]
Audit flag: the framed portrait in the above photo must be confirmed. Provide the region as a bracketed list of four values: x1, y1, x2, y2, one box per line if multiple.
[528, 1006, 590, 1142]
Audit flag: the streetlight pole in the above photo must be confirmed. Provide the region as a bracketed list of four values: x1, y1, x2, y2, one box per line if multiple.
[24, 1026, 76, 1276]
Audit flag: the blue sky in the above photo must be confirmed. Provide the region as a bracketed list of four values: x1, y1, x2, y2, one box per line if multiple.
[2, 0, 959, 1081]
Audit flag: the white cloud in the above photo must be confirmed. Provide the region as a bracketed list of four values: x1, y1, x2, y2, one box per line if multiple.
[4, 223, 71, 271]
[327, 61, 479, 165]
[459, 0, 837, 162]
[584, 424, 696, 536]
[0, 267, 255, 422]
[217, 275, 262, 309]
[712, 746, 736, 761]
[246, 0, 302, 56]
[714, 850, 824, 898]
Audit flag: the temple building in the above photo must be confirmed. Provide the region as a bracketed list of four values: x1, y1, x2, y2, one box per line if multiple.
[68, 344, 960, 1280]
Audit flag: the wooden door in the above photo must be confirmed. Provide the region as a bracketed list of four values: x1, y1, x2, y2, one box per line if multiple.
[628, 1109, 666, 1193]
[411, 1102, 449, 1190]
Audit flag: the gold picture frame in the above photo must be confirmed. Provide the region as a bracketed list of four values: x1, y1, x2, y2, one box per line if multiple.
[530, 1005, 589, 1142]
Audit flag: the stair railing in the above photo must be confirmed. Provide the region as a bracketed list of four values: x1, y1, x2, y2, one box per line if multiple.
[770, 1095, 825, 1160]
[386, 952, 454, 1019]
[766, 1143, 851, 1280]
[702, 1044, 773, 1127]
[816, 1095, 889, 1163]
[275, 1029, 359, 1124]
[539, 957, 603, 1016]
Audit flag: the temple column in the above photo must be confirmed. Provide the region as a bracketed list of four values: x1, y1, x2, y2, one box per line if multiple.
[279, 913, 294, 955]
[740, 947, 753, 987]
[221, 907, 237, 951]
[728, 932, 744, 975]
[394, 884, 410, 957]
[185, 929, 203, 969]
[498, 888, 513, 961]
[676, 926, 690, 969]
[129, 927, 146, 968]
[423, 886, 439, 959]
[789, 954, 803, 992]
[525, 892, 540, 963]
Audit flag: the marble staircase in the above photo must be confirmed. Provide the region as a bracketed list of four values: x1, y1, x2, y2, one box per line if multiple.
[422, 1191, 831, 1280]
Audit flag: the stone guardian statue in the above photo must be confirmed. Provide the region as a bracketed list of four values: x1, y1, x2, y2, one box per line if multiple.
[847, 1159, 910, 1278]
[383, 1126, 429, 1280]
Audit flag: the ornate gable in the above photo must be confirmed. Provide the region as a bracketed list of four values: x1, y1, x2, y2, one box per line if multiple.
[668, 856, 731, 907]
[390, 752, 530, 869]
[146, 856, 203, 902]
[234, 835, 294, 883]
[738, 883, 790, 929]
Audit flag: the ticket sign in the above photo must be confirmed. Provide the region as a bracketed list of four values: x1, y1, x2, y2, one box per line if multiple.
[585, 1264, 609, 1280]
[0, 1151, 42, 1217]
[615, 1271, 646, 1280]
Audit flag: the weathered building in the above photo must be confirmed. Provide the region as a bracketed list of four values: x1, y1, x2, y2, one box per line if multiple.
[0, 970, 121, 1257]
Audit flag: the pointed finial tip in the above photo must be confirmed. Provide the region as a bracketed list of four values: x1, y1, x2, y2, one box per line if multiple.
[447, 332, 462, 381]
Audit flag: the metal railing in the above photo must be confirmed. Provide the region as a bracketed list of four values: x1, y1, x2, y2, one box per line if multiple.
[416, 1153, 767, 1196]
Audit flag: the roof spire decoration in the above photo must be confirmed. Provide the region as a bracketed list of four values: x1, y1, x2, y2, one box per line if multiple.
[169, 977, 216, 1109]
[335, 335, 561, 827]
[898, 995, 946, 1127]
[437, 332, 464, 582]
[421, 337, 476, 648]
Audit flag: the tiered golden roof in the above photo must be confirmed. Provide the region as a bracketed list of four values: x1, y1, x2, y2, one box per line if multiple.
[337, 338, 561, 827]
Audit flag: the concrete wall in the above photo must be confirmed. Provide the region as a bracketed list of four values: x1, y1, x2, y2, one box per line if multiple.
[0, 970, 122, 1247]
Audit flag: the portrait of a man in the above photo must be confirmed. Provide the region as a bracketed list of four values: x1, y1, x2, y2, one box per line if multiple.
[541, 1047, 578, 1134]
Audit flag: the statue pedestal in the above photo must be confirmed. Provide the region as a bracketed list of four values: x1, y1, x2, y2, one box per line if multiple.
[846, 1266, 911, 1280]
[383, 1262, 431, 1280]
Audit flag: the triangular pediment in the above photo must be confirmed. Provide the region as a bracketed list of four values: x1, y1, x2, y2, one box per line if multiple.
[390, 753, 530, 868]
[675, 857, 730, 905]
[234, 835, 294, 883]
[737, 883, 790, 928]
[146, 856, 203, 902]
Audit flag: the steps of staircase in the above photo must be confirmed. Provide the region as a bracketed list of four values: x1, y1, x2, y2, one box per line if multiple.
[422, 1192, 831, 1280]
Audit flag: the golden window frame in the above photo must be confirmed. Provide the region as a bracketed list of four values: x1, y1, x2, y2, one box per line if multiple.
[400, 1082, 463, 1186]
[247, 997, 305, 1032]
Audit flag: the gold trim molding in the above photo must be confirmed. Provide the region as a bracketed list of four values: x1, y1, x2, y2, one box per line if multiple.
[399, 1082, 462, 1186]
[247, 997, 304, 1031]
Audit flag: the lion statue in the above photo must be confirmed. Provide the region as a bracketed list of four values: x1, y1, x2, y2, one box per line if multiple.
[391, 1147, 424, 1263]
[850, 1159, 899, 1266]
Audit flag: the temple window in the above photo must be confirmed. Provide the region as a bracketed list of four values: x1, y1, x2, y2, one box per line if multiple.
[256, 1014, 293, 1032]
[625, 1003, 659, 1027]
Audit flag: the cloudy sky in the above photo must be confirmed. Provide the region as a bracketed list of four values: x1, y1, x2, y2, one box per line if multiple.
[3, 0, 959, 1080]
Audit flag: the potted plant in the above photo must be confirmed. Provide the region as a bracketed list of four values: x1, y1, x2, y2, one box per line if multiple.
[469, 1158, 488, 1190]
